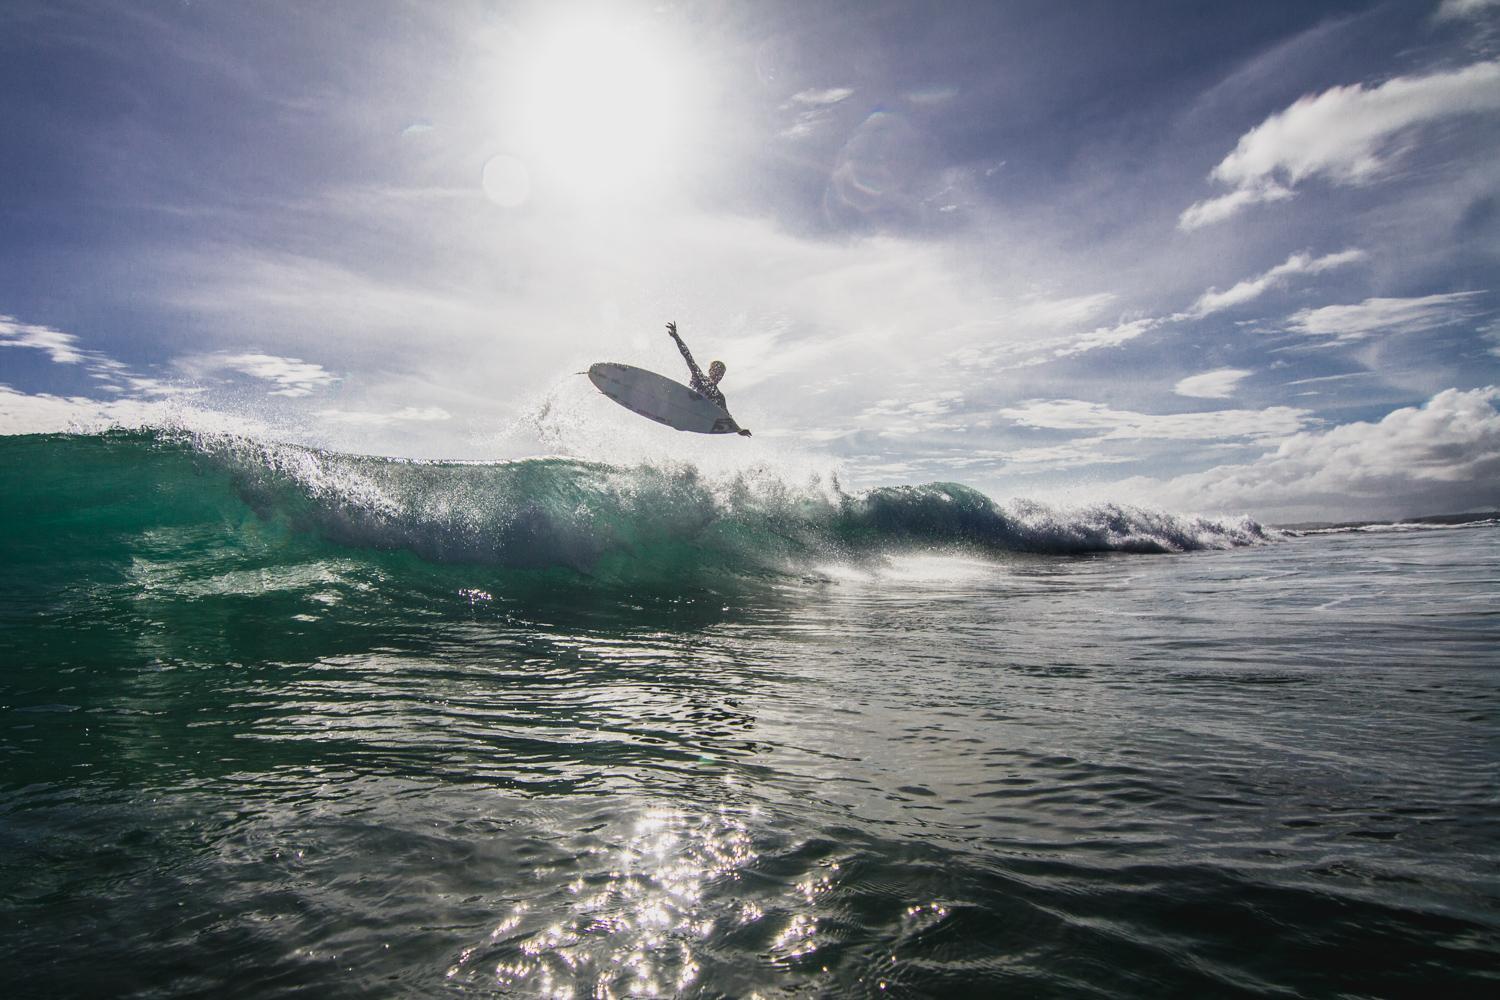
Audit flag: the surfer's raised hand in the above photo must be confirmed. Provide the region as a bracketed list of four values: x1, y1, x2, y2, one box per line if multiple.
[666, 321, 678, 339]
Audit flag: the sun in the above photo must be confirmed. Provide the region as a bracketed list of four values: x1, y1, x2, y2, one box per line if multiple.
[509, 12, 692, 202]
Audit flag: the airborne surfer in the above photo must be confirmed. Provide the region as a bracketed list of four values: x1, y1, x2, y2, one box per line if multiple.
[667, 321, 751, 436]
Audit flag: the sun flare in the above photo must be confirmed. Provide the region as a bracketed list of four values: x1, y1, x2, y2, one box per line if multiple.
[510, 13, 691, 201]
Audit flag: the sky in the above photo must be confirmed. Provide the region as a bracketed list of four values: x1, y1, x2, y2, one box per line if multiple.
[1, 0, 1498, 522]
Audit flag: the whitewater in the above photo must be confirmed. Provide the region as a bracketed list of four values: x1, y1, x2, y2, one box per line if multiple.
[2, 423, 1497, 997]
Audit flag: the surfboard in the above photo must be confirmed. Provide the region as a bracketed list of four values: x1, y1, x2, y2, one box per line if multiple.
[588, 363, 746, 435]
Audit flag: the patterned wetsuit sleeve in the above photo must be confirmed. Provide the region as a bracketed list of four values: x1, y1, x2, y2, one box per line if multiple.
[672, 334, 708, 391]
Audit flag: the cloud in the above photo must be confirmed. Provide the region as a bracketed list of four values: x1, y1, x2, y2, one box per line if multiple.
[780, 86, 854, 138]
[0, 314, 195, 397]
[1483, 319, 1500, 356]
[178, 351, 339, 396]
[789, 87, 854, 106]
[1175, 368, 1253, 399]
[996, 398, 1313, 443]
[1180, 60, 1500, 227]
[1122, 387, 1500, 520]
[0, 315, 87, 364]
[1287, 291, 1487, 342]
[1052, 317, 1158, 358]
[0, 384, 167, 434]
[1436, 0, 1500, 21]
[1178, 182, 1294, 231]
[857, 392, 965, 436]
[1186, 249, 1365, 317]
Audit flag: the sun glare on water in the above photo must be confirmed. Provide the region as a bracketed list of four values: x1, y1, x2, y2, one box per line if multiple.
[503, 11, 694, 203]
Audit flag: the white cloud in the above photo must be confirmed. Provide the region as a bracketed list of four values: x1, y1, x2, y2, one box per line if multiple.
[0, 315, 87, 364]
[178, 351, 339, 396]
[1175, 368, 1253, 399]
[1483, 319, 1500, 356]
[0, 384, 165, 434]
[1436, 0, 1500, 21]
[1180, 59, 1500, 227]
[1186, 249, 1365, 317]
[789, 87, 854, 106]
[955, 300, 1147, 370]
[997, 398, 1312, 443]
[0, 314, 199, 398]
[1052, 317, 1158, 358]
[857, 392, 965, 436]
[1120, 387, 1500, 521]
[780, 86, 854, 137]
[1287, 291, 1486, 342]
[1178, 182, 1293, 231]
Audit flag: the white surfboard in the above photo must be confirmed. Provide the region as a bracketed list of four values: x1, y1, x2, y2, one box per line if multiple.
[588, 363, 746, 435]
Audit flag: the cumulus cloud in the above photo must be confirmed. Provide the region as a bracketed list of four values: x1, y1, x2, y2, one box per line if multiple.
[996, 398, 1312, 443]
[1180, 59, 1500, 228]
[1125, 387, 1500, 521]
[1175, 368, 1253, 399]
[1287, 291, 1487, 342]
[178, 351, 339, 396]
[1186, 249, 1365, 317]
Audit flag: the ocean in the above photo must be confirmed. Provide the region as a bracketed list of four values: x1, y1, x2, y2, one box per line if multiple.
[2, 429, 1497, 998]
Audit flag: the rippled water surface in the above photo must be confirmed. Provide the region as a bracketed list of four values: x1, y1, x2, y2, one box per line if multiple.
[2, 440, 1498, 997]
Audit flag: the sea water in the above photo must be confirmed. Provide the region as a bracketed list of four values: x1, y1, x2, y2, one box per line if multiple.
[1, 430, 1496, 997]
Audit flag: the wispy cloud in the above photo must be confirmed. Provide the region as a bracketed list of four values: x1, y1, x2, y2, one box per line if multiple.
[1287, 291, 1487, 342]
[0, 314, 191, 397]
[790, 87, 855, 106]
[178, 351, 339, 397]
[1174, 368, 1253, 399]
[780, 86, 855, 138]
[1436, 0, 1500, 21]
[1178, 182, 1294, 231]
[1052, 317, 1159, 358]
[996, 398, 1312, 443]
[0, 315, 88, 364]
[1180, 60, 1500, 228]
[1186, 249, 1365, 318]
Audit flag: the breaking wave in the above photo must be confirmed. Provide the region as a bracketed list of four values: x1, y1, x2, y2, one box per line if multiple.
[0, 430, 1274, 587]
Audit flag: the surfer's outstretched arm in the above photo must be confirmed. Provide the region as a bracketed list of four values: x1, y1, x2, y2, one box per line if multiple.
[667, 321, 708, 387]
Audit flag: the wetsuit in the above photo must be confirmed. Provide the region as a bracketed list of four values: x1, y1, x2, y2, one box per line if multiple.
[670, 329, 727, 410]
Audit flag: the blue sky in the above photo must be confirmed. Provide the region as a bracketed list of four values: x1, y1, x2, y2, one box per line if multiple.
[1, 0, 1498, 521]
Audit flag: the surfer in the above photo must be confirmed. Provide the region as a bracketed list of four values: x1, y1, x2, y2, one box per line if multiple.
[666, 321, 728, 409]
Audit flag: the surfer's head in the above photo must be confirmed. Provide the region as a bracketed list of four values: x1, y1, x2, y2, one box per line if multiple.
[708, 361, 726, 383]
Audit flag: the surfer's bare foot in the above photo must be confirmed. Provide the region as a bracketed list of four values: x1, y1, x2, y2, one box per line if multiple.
[738, 428, 752, 437]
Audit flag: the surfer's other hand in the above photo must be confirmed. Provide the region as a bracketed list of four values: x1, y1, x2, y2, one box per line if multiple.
[666, 321, 677, 338]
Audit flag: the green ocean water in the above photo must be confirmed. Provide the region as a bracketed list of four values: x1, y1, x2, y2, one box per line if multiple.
[2, 430, 1497, 997]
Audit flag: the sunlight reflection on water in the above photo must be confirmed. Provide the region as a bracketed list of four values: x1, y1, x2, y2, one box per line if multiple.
[448, 804, 758, 997]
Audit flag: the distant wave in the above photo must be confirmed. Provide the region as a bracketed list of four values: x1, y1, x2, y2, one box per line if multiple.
[1291, 519, 1500, 536]
[0, 430, 1274, 583]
